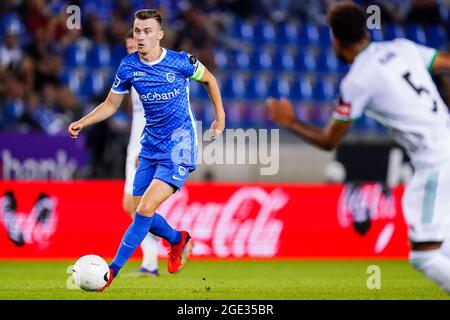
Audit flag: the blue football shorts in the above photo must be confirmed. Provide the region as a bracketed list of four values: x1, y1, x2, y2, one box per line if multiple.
[133, 157, 196, 196]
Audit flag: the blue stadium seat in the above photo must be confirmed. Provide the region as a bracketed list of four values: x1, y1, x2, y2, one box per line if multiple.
[110, 44, 127, 68]
[317, 49, 339, 73]
[60, 68, 84, 97]
[214, 48, 229, 70]
[250, 49, 273, 71]
[290, 77, 313, 101]
[295, 48, 316, 72]
[337, 60, 349, 73]
[369, 27, 384, 42]
[245, 76, 269, 100]
[254, 21, 276, 44]
[221, 75, 246, 100]
[233, 19, 254, 42]
[405, 24, 427, 45]
[276, 21, 299, 45]
[88, 44, 111, 68]
[384, 24, 404, 40]
[1, 12, 25, 37]
[243, 106, 263, 128]
[64, 43, 88, 68]
[82, 70, 108, 97]
[313, 77, 336, 102]
[81, 0, 114, 23]
[229, 49, 250, 71]
[273, 49, 295, 72]
[425, 25, 448, 49]
[104, 69, 115, 87]
[318, 24, 332, 47]
[269, 77, 291, 99]
[299, 22, 320, 46]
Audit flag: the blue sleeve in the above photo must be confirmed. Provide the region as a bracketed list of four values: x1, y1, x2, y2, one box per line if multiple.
[111, 60, 132, 94]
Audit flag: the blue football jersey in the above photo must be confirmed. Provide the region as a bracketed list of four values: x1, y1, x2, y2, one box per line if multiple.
[111, 48, 203, 166]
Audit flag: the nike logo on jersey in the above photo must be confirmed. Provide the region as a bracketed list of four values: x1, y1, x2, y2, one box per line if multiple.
[172, 175, 183, 181]
[122, 242, 133, 248]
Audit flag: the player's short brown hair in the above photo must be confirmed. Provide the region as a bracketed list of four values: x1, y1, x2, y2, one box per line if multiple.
[134, 9, 163, 28]
[327, 2, 367, 46]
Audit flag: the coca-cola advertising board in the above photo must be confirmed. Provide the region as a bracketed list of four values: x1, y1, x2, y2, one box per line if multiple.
[0, 181, 409, 259]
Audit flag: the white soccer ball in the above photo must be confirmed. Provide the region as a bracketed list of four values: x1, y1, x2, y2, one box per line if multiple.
[72, 255, 110, 291]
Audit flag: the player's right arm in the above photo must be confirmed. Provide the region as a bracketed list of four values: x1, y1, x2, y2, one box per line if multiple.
[68, 91, 125, 139]
[266, 98, 352, 150]
[267, 72, 370, 150]
[430, 51, 450, 73]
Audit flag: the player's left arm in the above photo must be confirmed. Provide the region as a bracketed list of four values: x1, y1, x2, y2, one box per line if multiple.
[266, 98, 352, 151]
[196, 67, 226, 139]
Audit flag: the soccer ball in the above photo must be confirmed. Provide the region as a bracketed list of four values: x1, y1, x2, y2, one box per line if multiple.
[72, 255, 110, 291]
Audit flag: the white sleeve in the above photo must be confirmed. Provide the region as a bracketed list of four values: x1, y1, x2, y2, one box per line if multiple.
[395, 38, 438, 71]
[332, 75, 371, 122]
[415, 43, 439, 71]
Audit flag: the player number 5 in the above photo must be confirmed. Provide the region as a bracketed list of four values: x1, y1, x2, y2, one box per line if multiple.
[402, 71, 438, 113]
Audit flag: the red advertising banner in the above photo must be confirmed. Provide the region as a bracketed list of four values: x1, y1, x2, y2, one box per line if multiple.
[0, 181, 409, 259]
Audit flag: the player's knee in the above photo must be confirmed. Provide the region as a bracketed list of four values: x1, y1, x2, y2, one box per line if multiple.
[136, 201, 158, 217]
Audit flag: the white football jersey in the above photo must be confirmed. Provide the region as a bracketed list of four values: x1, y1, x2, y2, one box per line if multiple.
[127, 86, 146, 158]
[333, 38, 450, 169]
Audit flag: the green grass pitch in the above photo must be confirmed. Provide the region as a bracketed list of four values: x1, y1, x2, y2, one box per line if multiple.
[0, 259, 448, 300]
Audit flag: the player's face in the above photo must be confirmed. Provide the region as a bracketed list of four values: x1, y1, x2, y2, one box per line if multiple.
[125, 38, 137, 54]
[133, 18, 164, 54]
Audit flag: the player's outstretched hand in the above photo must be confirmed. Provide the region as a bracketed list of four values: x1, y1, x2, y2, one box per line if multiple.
[266, 97, 297, 128]
[210, 118, 225, 140]
[68, 120, 85, 139]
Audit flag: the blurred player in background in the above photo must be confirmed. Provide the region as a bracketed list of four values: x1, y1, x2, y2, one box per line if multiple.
[68, 9, 225, 291]
[123, 30, 159, 277]
[267, 2, 450, 293]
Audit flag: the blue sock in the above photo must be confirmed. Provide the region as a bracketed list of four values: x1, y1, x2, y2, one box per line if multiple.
[149, 213, 181, 245]
[110, 212, 153, 277]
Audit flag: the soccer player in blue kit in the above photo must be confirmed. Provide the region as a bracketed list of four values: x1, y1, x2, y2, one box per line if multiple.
[68, 9, 225, 291]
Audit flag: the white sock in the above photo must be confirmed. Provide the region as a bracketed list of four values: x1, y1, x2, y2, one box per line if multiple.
[140, 233, 159, 271]
[410, 249, 450, 293]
